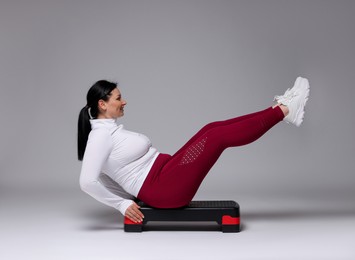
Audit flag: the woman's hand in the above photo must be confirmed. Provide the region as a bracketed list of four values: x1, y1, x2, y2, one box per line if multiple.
[125, 202, 144, 223]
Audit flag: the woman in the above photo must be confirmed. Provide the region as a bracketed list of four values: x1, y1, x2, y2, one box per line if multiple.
[78, 78, 310, 223]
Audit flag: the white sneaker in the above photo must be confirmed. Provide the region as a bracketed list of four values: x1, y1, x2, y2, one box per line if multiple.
[274, 77, 310, 127]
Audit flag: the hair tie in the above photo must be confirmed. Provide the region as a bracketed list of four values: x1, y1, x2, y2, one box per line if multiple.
[87, 107, 94, 120]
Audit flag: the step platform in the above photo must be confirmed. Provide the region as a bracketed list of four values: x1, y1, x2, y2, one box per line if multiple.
[124, 200, 240, 233]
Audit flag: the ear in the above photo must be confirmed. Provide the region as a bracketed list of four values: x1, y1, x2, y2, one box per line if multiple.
[98, 99, 107, 111]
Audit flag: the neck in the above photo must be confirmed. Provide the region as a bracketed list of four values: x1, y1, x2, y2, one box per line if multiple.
[97, 114, 115, 120]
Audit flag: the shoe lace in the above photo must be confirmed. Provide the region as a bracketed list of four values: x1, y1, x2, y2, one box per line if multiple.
[274, 88, 298, 104]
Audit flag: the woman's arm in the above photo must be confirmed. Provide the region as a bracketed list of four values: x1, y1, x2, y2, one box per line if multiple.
[79, 129, 133, 216]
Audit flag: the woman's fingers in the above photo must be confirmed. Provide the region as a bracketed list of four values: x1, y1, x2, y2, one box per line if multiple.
[132, 203, 145, 220]
[125, 202, 144, 223]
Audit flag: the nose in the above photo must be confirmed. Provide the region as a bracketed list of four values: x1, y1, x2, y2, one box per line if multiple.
[122, 99, 127, 106]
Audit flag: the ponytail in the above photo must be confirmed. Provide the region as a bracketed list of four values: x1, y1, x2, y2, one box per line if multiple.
[77, 80, 117, 161]
[77, 106, 91, 161]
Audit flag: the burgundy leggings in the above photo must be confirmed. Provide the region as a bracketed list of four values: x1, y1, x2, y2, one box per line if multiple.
[137, 106, 284, 208]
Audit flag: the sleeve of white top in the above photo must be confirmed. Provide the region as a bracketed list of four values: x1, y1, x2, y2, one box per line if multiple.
[99, 173, 136, 200]
[79, 129, 133, 216]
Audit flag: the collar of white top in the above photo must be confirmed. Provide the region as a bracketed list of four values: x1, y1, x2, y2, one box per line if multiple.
[90, 118, 120, 130]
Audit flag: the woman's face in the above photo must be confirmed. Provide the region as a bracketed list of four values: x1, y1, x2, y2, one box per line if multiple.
[98, 88, 127, 119]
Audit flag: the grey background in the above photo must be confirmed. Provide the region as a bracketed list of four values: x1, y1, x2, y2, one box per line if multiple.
[1, 1, 355, 259]
[1, 0, 354, 198]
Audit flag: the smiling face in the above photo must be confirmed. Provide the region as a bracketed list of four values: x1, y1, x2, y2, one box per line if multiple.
[97, 88, 127, 119]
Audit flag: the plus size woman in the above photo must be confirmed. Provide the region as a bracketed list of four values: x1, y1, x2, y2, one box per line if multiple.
[78, 77, 310, 223]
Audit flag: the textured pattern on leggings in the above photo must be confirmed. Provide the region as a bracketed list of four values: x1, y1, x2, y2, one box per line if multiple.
[179, 137, 207, 165]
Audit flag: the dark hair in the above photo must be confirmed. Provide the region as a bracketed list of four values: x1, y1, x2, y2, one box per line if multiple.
[77, 80, 117, 161]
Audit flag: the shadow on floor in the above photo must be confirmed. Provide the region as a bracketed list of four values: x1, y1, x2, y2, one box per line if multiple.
[242, 207, 355, 221]
[78, 208, 124, 231]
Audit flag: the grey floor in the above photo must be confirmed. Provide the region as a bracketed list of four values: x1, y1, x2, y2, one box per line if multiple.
[1, 190, 354, 260]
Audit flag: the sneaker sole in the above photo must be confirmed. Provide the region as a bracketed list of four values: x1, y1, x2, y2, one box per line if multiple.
[293, 78, 310, 126]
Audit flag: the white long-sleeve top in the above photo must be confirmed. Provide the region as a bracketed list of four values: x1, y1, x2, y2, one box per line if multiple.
[79, 119, 159, 215]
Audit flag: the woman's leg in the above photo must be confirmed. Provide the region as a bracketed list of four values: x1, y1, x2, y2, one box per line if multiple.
[173, 106, 286, 157]
[138, 106, 285, 208]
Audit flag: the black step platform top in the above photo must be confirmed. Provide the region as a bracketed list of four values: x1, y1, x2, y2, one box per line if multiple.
[137, 200, 239, 209]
